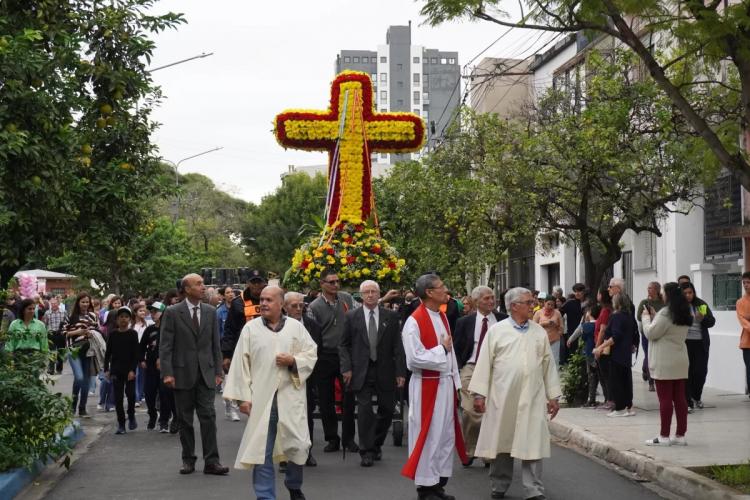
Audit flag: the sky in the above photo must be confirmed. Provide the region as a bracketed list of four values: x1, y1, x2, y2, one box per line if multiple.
[148, 0, 547, 203]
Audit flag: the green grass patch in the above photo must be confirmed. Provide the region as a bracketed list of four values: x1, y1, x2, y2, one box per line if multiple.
[692, 462, 750, 494]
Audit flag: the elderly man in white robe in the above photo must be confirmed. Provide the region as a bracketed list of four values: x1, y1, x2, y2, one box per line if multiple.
[223, 286, 318, 500]
[401, 274, 467, 500]
[469, 287, 561, 500]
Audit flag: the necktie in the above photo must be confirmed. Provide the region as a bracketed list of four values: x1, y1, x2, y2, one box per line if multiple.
[192, 306, 200, 331]
[475, 316, 488, 362]
[368, 309, 378, 362]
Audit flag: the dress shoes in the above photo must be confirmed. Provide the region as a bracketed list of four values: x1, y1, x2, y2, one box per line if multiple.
[203, 463, 229, 475]
[491, 493, 506, 499]
[360, 454, 374, 467]
[373, 447, 382, 461]
[179, 462, 195, 475]
[463, 456, 475, 467]
[305, 454, 317, 467]
[288, 489, 306, 500]
[344, 441, 359, 453]
[323, 439, 340, 452]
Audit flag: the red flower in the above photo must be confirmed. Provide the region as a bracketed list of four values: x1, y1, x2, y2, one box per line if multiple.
[387, 261, 396, 269]
[300, 260, 311, 269]
[371, 245, 382, 254]
[355, 224, 364, 232]
[347, 256, 356, 265]
[327, 248, 335, 255]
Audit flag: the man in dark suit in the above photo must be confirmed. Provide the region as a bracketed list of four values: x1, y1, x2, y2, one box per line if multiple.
[453, 285, 507, 465]
[160, 273, 228, 476]
[340, 280, 406, 467]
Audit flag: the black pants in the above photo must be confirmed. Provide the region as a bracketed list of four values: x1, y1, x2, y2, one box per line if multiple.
[47, 332, 65, 373]
[608, 361, 633, 411]
[306, 372, 317, 445]
[356, 362, 395, 455]
[111, 372, 135, 425]
[316, 352, 355, 444]
[159, 380, 177, 426]
[144, 367, 160, 421]
[686, 339, 709, 404]
[174, 377, 219, 465]
[743, 348, 750, 395]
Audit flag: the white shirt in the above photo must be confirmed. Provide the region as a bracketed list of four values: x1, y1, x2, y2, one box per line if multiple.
[362, 304, 379, 331]
[185, 299, 201, 326]
[470, 312, 497, 363]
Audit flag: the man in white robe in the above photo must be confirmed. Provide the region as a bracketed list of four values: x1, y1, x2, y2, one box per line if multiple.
[401, 274, 467, 500]
[223, 286, 318, 500]
[469, 287, 561, 500]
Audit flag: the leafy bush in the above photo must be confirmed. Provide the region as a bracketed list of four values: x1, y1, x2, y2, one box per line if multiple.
[0, 350, 73, 472]
[560, 342, 588, 406]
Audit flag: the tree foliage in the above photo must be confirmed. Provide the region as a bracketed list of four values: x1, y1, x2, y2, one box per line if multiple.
[420, 0, 750, 190]
[243, 172, 327, 277]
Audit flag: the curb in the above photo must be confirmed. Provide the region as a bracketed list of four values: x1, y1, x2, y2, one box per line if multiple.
[550, 420, 750, 500]
[0, 423, 84, 500]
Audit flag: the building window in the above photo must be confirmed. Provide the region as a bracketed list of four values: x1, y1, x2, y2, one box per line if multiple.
[431, 57, 438, 64]
[396, 64, 402, 71]
[413, 73, 420, 83]
[448, 57, 456, 64]
[413, 91, 420, 104]
[380, 73, 387, 83]
[397, 81, 403, 88]
[353, 56, 360, 63]
[413, 108, 420, 115]
[424, 74, 429, 86]
[380, 109, 387, 113]
[704, 172, 742, 260]
[371, 74, 377, 83]
[343, 56, 351, 63]
[621, 251, 633, 298]
[440, 58, 447, 64]
[380, 91, 387, 102]
[380, 56, 387, 63]
[397, 99, 404, 106]
[713, 273, 742, 310]
[413, 56, 420, 64]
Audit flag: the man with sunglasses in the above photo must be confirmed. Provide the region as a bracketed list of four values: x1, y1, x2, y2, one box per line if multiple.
[307, 269, 357, 453]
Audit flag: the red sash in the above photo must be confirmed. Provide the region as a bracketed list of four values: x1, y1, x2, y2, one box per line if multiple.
[401, 304, 468, 479]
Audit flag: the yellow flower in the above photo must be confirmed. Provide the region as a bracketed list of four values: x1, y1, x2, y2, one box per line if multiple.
[362, 268, 371, 276]
[361, 252, 368, 257]
[340, 258, 347, 265]
[354, 270, 362, 278]
[326, 255, 336, 264]
[314, 251, 323, 258]
[303, 276, 310, 283]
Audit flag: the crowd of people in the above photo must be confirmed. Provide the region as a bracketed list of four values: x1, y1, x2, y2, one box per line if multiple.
[3, 267, 750, 500]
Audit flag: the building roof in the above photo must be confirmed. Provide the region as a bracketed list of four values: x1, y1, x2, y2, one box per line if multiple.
[14, 269, 76, 279]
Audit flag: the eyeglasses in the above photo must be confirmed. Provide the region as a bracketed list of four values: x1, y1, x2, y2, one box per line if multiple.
[323, 279, 340, 285]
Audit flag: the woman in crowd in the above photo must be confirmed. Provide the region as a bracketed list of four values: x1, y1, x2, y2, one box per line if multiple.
[567, 304, 601, 407]
[64, 292, 99, 417]
[595, 294, 636, 417]
[4, 298, 49, 370]
[642, 282, 692, 446]
[681, 282, 715, 411]
[97, 295, 122, 412]
[594, 287, 613, 410]
[533, 295, 564, 365]
[131, 303, 152, 406]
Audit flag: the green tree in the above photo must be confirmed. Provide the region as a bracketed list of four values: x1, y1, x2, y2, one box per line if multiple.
[243, 172, 327, 276]
[499, 51, 709, 291]
[421, 0, 750, 189]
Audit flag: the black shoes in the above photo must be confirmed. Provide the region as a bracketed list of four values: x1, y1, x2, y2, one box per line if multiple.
[305, 454, 317, 467]
[344, 441, 359, 453]
[158, 423, 169, 433]
[463, 456, 475, 467]
[360, 455, 374, 467]
[203, 463, 229, 475]
[289, 489, 306, 500]
[147, 417, 156, 430]
[179, 462, 195, 475]
[491, 493, 505, 499]
[323, 439, 340, 452]
[169, 420, 180, 434]
[115, 424, 126, 435]
[78, 409, 90, 418]
[373, 447, 382, 461]
[128, 417, 138, 431]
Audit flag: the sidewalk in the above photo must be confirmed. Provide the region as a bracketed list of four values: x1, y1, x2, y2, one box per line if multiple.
[552, 371, 750, 499]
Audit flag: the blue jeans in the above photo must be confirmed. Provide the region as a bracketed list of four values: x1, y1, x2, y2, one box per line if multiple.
[98, 371, 115, 409]
[253, 396, 303, 499]
[68, 353, 91, 411]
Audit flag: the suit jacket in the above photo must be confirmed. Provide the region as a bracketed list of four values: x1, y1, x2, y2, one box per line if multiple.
[159, 301, 223, 390]
[454, 311, 507, 369]
[340, 306, 406, 392]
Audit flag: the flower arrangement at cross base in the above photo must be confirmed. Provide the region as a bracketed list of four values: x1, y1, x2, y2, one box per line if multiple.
[285, 217, 405, 290]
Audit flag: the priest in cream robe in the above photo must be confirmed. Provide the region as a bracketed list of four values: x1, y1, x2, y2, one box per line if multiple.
[401, 273, 467, 500]
[223, 286, 317, 500]
[469, 287, 561, 500]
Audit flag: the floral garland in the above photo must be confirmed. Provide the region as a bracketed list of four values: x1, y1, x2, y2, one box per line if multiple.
[285, 217, 406, 288]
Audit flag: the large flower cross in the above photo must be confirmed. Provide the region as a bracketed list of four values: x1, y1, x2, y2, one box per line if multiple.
[274, 71, 425, 226]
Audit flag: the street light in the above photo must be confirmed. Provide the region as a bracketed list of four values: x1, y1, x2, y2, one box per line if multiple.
[164, 146, 224, 221]
[149, 52, 214, 73]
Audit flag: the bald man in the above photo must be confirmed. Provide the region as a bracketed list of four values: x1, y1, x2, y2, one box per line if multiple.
[160, 273, 228, 476]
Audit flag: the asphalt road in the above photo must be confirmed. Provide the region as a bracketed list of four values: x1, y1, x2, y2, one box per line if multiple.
[33, 389, 670, 500]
